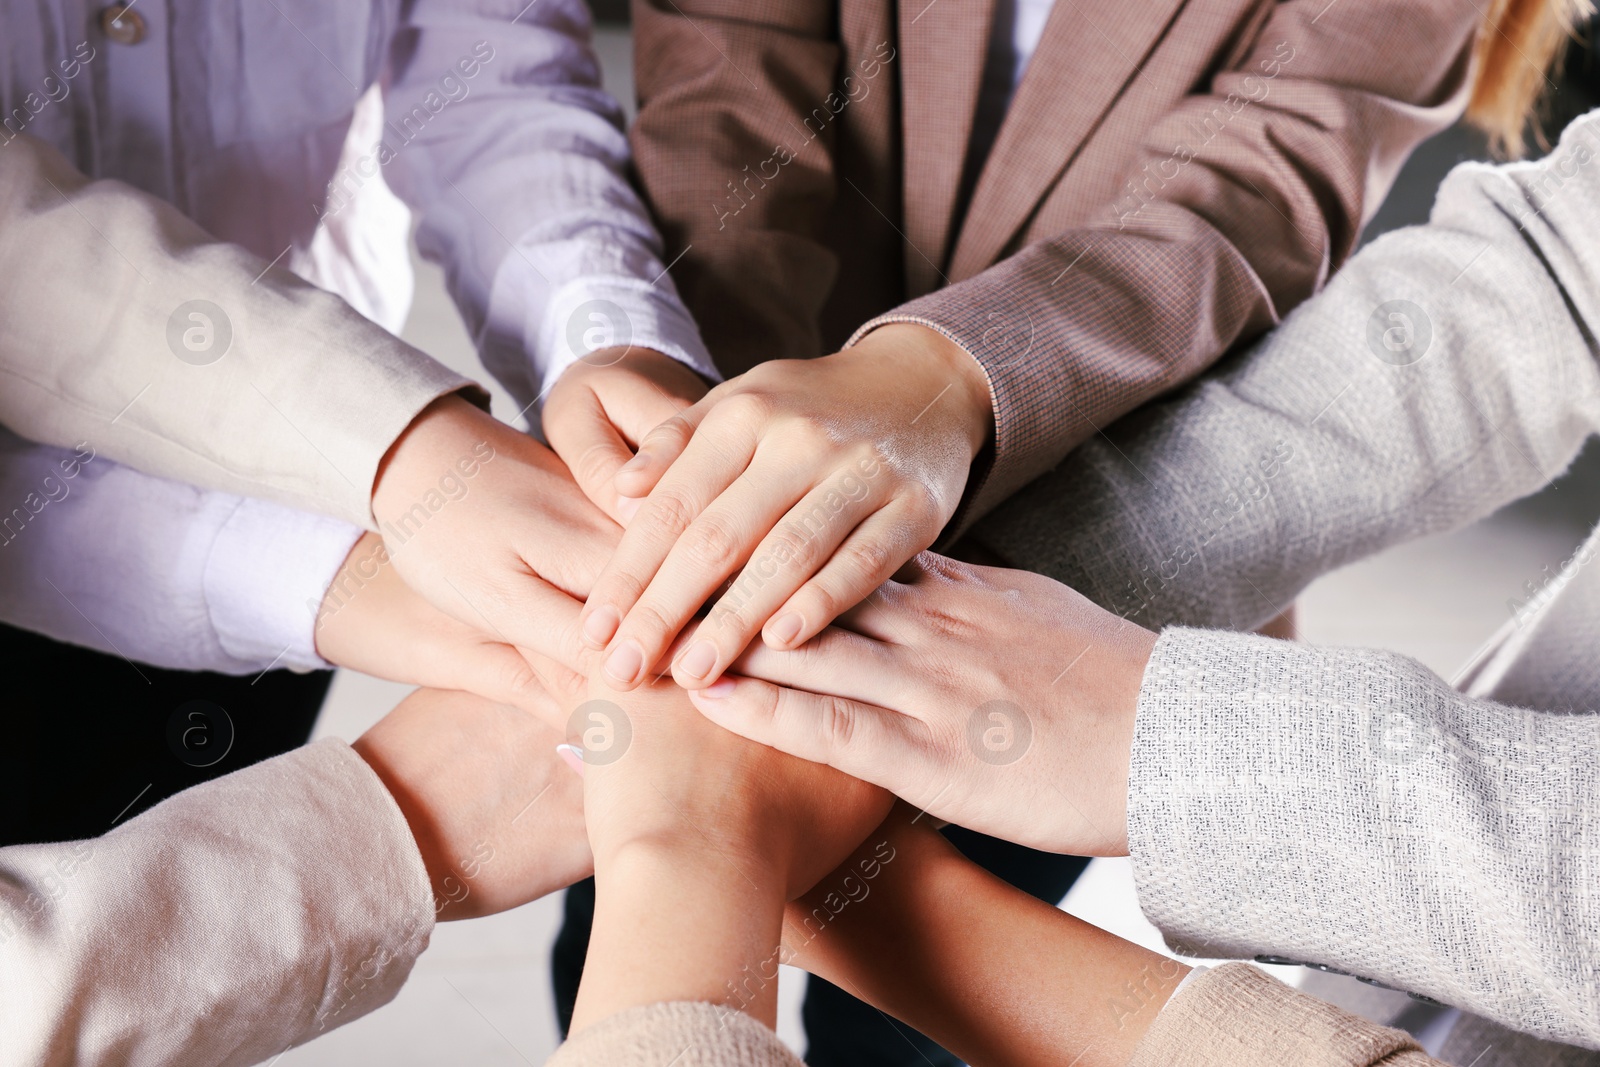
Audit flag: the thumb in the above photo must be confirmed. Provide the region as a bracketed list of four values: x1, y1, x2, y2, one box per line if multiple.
[545, 387, 640, 524]
[422, 635, 566, 728]
[688, 675, 923, 796]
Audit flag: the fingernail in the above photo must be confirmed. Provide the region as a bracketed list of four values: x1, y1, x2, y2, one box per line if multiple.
[618, 496, 642, 523]
[582, 605, 620, 649]
[696, 678, 737, 699]
[555, 743, 585, 777]
[603, 641, 643, 685]
[678, 640, 717, 680]
[618, 453, 647, 474]
[768, 613, 804, 646]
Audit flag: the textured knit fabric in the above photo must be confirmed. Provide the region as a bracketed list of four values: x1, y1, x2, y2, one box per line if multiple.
[962, 110, 1600, 1057]
[1127, 964, 1439, 1066]
[630, 0, 1475, 534]
[0, 738, 435, 1066]
[546, 1002, 802, 1067]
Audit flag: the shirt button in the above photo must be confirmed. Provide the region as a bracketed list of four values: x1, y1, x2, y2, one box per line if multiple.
[99, 3, 147, 45]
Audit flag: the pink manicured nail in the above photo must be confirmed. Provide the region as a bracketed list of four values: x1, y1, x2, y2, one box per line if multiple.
[582, 605, 620, 649]
[617, 496, 642, 523]
[603, 641, 644, 685]
[678, 640, 717, 679]
[696, 678, 736, 699]
[555, 743, 585, 777]
[767, 613, 803, 646]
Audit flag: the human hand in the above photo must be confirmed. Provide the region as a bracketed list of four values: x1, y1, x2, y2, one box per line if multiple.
[351, 687, 590, 921]
[542, 347, 710, 523]
[568, 677, 891, 1032]
[313, 532, 565, 725]
[578, 323, 994, 692]
[370, 395, 618, 670]
[575, 678, 892, 898]
[690, 554, 1157, 856]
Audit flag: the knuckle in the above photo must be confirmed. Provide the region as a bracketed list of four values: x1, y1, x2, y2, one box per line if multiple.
[843, 537, 894, 582]
[626, 601, 677, 645]
[684, 513, 741, 568]
[642, 490, 699, 539]
[900, 480, 945, 523]
[814, 694, 858, 755]
[596, 566, 650, 610]
[721, 390, 776, 426]
[803, 582, 842, 625]
[646, 414, 694, 450]
[574, 443, 619, 492]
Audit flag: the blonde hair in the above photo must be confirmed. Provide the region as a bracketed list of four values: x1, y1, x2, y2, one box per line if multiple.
[1467, 0, 1594, 155]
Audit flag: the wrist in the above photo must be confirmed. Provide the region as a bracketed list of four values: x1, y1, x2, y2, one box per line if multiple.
[1100, 622, 1159, 854]
[372, 394, 496, 523]
[575, 840, 787, 1032]
[853, 323, 994, 460]
[349, 733, 451, 915]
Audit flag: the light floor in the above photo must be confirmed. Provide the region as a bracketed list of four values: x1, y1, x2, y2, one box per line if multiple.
[279, 26, 1599, 1066]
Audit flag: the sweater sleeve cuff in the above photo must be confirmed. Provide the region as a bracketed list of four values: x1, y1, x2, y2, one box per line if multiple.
[1127, 963, 1431, 1067]
[203, 498, 364, 672]
[547, 1002, 801, 1067]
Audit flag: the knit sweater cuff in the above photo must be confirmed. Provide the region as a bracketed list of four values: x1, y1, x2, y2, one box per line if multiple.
[1128, 963, 1433, 1067]
[546, 1003, 801, 1067]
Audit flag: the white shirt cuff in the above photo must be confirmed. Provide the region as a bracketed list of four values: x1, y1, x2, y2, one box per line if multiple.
[203, 499, 364, 672]
[537, 275, 722, 402]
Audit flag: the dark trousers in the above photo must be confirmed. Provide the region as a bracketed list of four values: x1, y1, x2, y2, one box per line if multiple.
[551, 825, 1091, 1065]
[0, 621, 332, 846]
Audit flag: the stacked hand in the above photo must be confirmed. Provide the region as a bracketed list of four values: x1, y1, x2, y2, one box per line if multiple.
[351, 687, 589, 921]
[560, 324, 994, 692]
[691, 554, 1157, 856]
[568, 672, 892, 1031]
[336, 337, 1159, 954]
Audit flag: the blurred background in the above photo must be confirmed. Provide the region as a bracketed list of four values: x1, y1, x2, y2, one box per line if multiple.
[280, 15, 1600, 1066]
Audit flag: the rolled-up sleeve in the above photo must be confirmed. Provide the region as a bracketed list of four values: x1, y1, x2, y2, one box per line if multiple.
[379, 0, 719, 415]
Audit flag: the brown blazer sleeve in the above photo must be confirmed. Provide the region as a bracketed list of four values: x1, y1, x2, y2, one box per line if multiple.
[1127, 965, 1442, 1067]
[860, 0, 1477, 530]
[629, 0, 848, 369]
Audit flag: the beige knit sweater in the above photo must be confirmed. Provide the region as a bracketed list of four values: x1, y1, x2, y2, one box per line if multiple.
[545, 965, 1440, 1066]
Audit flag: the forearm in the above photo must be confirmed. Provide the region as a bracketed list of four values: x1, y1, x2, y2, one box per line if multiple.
[970, 112, 1600, 631]
[0, 134, 476, 528]
[386, 0, 717, 413]
[787, 814, 1185, 1067]
[573, 844, 786, 1033]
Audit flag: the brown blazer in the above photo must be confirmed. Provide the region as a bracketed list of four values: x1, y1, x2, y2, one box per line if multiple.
[630, 0, 1476, 529]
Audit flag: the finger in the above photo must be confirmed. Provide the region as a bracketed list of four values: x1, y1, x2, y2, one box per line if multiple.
[613, 403, 704, 500]
[613, 464, 812, 688]
[545, 387, 643, 524]
[447, 641, 565, 726]
[579, 422, 757, 657]
[687, 675, 926, 799]
[433, 562, 592, 676]
[673, 473, 888, 687]
[762, 498, 933, 650]
[731, 625, 900, 707]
